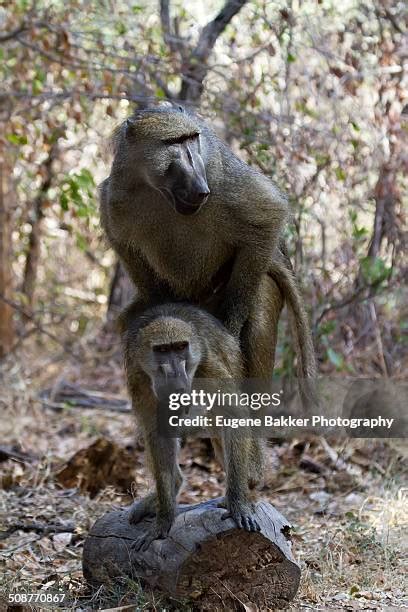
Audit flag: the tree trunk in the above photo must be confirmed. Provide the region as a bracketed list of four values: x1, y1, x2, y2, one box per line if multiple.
[348, 162, 400, 373]
[0, 161, 15, 358]
[83, 497, 300, 609]
[22, 144, 57, 311]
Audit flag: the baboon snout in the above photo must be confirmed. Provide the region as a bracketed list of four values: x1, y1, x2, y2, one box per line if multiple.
[173, 179, 210, 215]
[176, 186, 210, 206]
[155, 377, 191, 401]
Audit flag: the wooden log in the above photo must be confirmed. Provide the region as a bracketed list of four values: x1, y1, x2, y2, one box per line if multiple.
[83, 498, 300, 609]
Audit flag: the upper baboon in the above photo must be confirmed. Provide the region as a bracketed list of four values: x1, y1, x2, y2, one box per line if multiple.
[123, 302, 264, 549]
[100, 105, 316, 399]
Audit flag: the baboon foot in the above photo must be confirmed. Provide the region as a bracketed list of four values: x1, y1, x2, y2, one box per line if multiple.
[132, 516, 173, 552]
[218, 497, 261, 532]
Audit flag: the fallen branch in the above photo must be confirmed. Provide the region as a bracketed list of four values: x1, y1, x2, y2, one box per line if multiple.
[0, 293, 80, 359]
[83, 497, 300, 609]
[0, 520, 75, 541]
[0, 445, 35, 464]
[39, 381, 131, 413]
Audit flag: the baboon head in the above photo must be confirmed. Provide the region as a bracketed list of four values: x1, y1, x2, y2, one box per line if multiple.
[120, 106, 210, 216]
[137, 316, 202, 401]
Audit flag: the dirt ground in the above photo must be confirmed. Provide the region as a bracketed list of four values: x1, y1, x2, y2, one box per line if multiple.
[1, 339, 407, 611]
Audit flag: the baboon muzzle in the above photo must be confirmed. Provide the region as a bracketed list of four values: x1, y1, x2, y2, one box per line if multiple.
[155, 375, 191, 401]
[173, 180, 210, 215]
[169, 158, 210, 215]
[154, 356, 191, 400]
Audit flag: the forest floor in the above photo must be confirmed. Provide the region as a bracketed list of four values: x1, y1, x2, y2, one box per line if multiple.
[0, 335, 407, 611]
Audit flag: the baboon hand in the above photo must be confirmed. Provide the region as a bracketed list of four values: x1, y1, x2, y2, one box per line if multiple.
[218, 497, 261, 532]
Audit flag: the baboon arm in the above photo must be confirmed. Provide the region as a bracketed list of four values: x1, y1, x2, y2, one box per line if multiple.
[221, 184, 288, 336]
[219, 244, 273, 337]
[144, 431, 179, 529]
[111, 240, 172, 305]
[222, 430, 260, 531]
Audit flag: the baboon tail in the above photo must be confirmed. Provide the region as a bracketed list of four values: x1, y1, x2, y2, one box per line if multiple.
[268, 250, 318, 409]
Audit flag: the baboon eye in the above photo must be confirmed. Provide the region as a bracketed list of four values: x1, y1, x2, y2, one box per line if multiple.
[173, 341, 188, 351]
[153, 344, 170, 353]
[162, 133, 200, 146]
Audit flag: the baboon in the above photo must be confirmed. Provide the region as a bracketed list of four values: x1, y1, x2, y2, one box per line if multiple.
[123, 303, 264, 549]
[100, 105, 316, 401]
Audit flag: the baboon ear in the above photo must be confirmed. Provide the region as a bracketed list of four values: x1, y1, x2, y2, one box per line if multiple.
[124, 118, 136, 137]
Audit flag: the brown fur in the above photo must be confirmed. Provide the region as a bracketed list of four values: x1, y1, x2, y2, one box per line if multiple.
[123, 303, 264, 547]
[101, 105, 317, 404]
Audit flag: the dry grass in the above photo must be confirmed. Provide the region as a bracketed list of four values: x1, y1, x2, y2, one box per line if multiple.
[1, 347, 407, 610]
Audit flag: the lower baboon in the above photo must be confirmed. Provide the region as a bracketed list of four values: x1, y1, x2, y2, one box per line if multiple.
[122, 303, 264, 549]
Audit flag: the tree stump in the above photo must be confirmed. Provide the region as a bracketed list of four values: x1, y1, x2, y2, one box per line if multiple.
[83, 498, 300, 609]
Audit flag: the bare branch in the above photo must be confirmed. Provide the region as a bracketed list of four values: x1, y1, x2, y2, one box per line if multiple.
[0, 293, 81, 359]
[197, 0, 247, 62]
[160, 0, 172, 46]
[0, 23, 27, 43]
[179, 0, 248, 102]
[22, 141, 60, 306]
[160, 0, 186, 57]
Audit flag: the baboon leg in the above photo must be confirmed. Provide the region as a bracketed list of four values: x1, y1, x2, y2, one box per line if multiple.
[212, 436, 263, 490]
[248, 437, 264, 489]
[128, 465, 183, 524]
[128, 492, 156, 523]
[211, 436, 225, 468]
[221, 430, 260, 532]
[132, 434, 180, 549]
[242, 275, 284, 378]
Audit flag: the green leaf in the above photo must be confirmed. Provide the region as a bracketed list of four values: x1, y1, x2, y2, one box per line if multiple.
[116, 21, 126, 35]
[35, 68, 46, 83]
[76, 233, 88, 251]
[319, 320, 336, 335]
[352, 225, 368, 240]
[314, 152, 330, 167]
[360, 256, 391, 285]
[75, 169, 94, 189]
[335, 167, 346, 181]
[6, 133, 28, 145]
[32, 79, 43, 95]
[60, 193, 69, 211]
[295, 101, 318, 119]
[327, 348, 344, 369]
[287, 53, 296, 63]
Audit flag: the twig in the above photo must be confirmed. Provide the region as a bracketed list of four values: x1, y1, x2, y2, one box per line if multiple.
[0, 445, 35, 464]
[313, 285, 374, 331]
[369, 300, 389, 376]
[319, 437, 347, 470]
[160, 0, 183, 56]
[39, 381, 131, 413]
[179, 0, 248, 101]
[0, 521, 76, 540]
[0, 23, 28, 43]
[0, 293, 81, 359]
